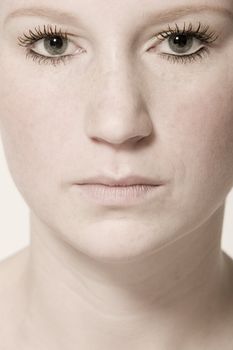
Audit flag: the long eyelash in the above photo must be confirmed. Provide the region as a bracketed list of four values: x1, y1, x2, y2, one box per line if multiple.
[25, 50, 71, 67]
[160, 47, 209, 65]
[157, 21, 218, 43]
[156, 21, 219, 64]
[18, 24, 68, 46]
[18, 22, 218, 67]
[17, 24, 72, 66]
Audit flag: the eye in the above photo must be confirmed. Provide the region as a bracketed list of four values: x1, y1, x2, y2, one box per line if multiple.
[17, 25, 86, 66]
[147, 22, 219, 64]
[160, 33, 203, 56]
[30, 35, 78, 57]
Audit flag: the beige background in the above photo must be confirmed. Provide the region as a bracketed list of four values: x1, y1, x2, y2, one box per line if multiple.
[0, 139, 233, 262]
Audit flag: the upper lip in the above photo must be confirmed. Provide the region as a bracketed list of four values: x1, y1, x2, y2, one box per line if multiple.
[76, 175, 163, 186]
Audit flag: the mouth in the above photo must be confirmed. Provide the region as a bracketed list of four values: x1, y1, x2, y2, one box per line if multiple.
[74, 174, 165, 206]
[76, 174, 164, 187]
[74, 182, 164, 207]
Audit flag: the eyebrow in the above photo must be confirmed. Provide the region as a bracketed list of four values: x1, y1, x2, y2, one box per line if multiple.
[3, 4, 233, 28]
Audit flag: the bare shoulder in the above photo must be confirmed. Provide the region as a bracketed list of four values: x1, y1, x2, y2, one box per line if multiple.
[0, 247, 30, 293]
[0, 247, 30, 348]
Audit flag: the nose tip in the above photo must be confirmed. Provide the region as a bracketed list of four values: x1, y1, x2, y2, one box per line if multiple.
[93, 133, 146, 146]
[85, 70, 153, 147]
[87, 102, 153, 147]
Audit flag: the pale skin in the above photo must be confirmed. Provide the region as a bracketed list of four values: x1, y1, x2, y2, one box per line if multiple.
[0, 0, 233, 349]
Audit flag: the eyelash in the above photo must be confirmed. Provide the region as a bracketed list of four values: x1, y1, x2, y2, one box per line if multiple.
[18, 25, 73, 66]
[17, 22, 218, 67]
[155, 21, 218, 64]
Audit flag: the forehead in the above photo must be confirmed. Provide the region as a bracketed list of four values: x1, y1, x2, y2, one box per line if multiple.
[1, 0, 232, 39]
[2, 0, 233, 17]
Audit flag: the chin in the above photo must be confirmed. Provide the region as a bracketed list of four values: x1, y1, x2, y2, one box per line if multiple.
[71, 220, 169, 263]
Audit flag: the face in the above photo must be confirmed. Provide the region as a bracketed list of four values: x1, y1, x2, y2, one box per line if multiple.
[0, 0, 232, 262]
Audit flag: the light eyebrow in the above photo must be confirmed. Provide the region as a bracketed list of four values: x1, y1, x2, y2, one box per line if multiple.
[3, 7, 84, 27]
[3, 4, 233, 28]
[144, 4, 233, 24]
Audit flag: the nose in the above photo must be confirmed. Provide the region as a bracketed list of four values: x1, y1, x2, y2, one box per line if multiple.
[85, 63, 153, 148]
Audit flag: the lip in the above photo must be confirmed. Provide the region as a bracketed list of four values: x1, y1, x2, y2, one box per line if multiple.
[74, 175, 165, 206]
[76, 175, 163, 186]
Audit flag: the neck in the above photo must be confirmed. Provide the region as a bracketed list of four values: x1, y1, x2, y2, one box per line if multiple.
[21, 204, 231, 349]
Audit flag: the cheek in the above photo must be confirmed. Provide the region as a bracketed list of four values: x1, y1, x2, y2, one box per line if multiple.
[0, 62, 93, 223]
[163, 65, 233, 213]
[0, 67, 65, 197]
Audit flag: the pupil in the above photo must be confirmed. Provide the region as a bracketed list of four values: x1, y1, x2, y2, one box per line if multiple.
[173, 34, 188, 48]
[50, 36, 63, 49]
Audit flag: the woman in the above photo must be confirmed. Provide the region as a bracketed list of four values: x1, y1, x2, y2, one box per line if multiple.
[0, 0, 233, 348]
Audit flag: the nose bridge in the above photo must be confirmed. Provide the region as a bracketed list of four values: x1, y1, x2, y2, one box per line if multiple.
[97, 54, 139, 112]
[84, 42, 153, 146]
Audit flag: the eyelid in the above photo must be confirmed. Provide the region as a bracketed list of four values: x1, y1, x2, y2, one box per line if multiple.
[17, 24, 87, 59]
[158, 36, 204, 55]
[148, 22, 219, 49]
[30, 37, 80, 57]
[18, 24, 75, 46]
[17, 21, 219, 67]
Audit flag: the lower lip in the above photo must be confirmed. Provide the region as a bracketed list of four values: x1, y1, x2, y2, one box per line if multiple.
[75, 184, 163, 206]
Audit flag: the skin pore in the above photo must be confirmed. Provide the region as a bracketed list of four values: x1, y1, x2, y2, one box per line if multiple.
[0, 0, 233, 349]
